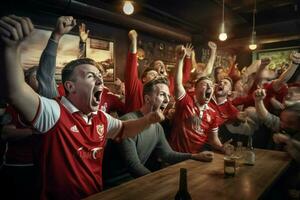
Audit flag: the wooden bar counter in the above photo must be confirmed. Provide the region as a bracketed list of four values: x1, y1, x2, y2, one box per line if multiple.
[84, 149, 291, 200]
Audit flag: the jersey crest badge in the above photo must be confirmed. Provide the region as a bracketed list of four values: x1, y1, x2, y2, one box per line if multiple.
[96, 124, 104, 141]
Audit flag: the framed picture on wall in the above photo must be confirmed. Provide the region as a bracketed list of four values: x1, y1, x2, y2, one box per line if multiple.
[87, 38, 114, 82]
[253, 46, 300, 70]
[20, 28, 115, 82]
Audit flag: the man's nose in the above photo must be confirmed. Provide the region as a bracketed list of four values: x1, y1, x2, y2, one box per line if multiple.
[96, 76, 103, 85]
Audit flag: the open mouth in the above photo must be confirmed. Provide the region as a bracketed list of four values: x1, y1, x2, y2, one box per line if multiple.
[159, 105, 166, 112]
[94, 91, 101, 102]
[217, 86, 224, 93]
[205, 89, 212, 99]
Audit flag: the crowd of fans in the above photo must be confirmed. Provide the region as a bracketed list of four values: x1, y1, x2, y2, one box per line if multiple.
[0, 15, 299, 200]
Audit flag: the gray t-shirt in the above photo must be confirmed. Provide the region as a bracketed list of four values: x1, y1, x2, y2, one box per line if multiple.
[119, 111, 191, 177]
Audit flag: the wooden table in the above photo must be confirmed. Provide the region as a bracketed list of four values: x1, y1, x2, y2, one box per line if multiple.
[84, 149, 291, 200]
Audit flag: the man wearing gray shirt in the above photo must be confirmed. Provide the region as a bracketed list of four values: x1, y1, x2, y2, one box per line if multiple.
[103, 77, 214, 187]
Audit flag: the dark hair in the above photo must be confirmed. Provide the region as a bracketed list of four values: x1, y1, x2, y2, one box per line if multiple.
[141, 67, 157, 79]
[221, 76, 233, 87]
[195, 76, 212, 86]
[143, 76, 169, 96]
[24, 66, 38, 83]
[214, 66, 224, 73]
[62, 58, 103, 84]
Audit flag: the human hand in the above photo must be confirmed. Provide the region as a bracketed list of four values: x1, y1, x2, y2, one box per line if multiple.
[192, 151, 214, 162]
[253, 87, 266, 101]
[79, 23, 89, 42]
[147, 109, 165, 124]
[259, 57, 271, 68]
[290, 51, 300, 65]
[175, 45, 186, 60]
[236, 111, 247, 122]
[185, 43, 194, 58]
[128, 29, 137, 41]
[0, 15, 34, 48]
[208, 41, 217, 51]
[273, 133, 290, 144]
[53, 16, 76, 41]
[223, 139, 234, 155]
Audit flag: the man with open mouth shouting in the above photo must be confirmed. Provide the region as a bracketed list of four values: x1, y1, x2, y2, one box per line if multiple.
[0, 15, 165, 200]
[169, 45, 225, 154]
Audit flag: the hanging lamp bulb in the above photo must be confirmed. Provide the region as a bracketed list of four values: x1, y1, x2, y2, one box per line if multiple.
[249, 32, 257, 51]
[123, 1, 134, 15]
[219, 22, 227, 41]
[249, 0, 257, 50]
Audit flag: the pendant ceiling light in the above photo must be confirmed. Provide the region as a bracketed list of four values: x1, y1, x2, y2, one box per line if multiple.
[249, 0, 257, 50]
[123, 1, 134, 15]
[218, 0, 227, 41]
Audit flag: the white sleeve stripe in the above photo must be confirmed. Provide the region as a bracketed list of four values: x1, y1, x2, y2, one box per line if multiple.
[211, 128, 218, 133]
[177, 91, 186, 101]
[33, 96, 60, 134]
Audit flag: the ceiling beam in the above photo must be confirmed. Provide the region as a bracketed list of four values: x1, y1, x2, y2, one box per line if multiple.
[220, 33, 300, 49]
[27, 0, 192, 42]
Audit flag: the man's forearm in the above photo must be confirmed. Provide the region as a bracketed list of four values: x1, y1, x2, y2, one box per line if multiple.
[37, 38, 59, 98]
[174, 58, 185, 99]
[3, 47, 39, 122]
[273, 63, 298, 91]
[204, 51, 216, 76]
[122, 116, 152, 138]
[255, 100, 269, 121]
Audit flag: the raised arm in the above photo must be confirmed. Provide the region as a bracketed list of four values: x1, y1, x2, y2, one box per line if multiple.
[37, 16, 76, 98]
[122, 110, 165, 138]
[128, 29, 137, 54]
[0, 15, 38, 122]
[174, 45, 187, 99]
[203, 41, 217, 76]
[254, 58, 271, 86]
[272, 52, 300, 91]
[182, 43, 193, 84]
[254, 88, 280, 131]
[78, 23, 89, 58]
[253, 88, 269, 120]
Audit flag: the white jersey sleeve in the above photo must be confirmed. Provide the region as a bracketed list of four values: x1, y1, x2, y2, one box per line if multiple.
[102, 111, 123, 139]
[33, 96, 60, 133]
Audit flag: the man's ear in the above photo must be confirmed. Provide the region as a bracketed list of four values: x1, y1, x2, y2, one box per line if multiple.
[144, 95, 150, 104]
[64, 81, 75, 94]
[228, 90, 232, 96]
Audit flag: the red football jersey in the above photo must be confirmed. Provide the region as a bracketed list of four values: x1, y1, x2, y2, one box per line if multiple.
[33, 97, 122, 200]
[209, 99, 239, 126]
[169, 93, 218, 153]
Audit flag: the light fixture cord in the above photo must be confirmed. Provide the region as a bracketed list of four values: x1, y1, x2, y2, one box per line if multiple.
[222, 0, 225, 23]
[252, 0, 256, 33]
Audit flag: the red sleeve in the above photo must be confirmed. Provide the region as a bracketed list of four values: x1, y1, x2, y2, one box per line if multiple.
[168, 74, 175, 96]
[231, 95, 253, 107]
[124, 52, 143, 112]
[183, 57, 192, 84]
[105, 93, 126, 116]
[228, 102, 239, 120]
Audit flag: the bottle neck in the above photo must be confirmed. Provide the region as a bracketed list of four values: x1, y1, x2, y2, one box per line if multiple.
[179, 168, 188, 192]
[247, 136, 253, 150]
